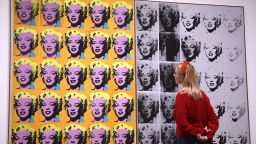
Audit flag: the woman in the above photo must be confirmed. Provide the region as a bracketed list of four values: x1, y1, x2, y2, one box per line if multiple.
[112, 123, 134, 144]
[38, 124, 62, 144]
[12, 124, 36, 144]
[15, 0, 39, 25]
[64, 124, 87, 144]
[41, 0, 63, 27]
[173, 61, 219, 143]
[89, 124, 110, 144]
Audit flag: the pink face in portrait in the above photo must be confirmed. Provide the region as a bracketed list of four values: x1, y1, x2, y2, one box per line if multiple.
[42, 66, 57, 88]
[91, 67, 106, 88]
[15, 130, 32, 144]
[16, 98, 32, 121]
[42, 34, 58, 57]
[114, 129, 129, 144]
[16, 64, 33, 88]
[17, 32, 33, 55]
[91, 98, 106, 120]
[114, 36, 128, 58]
[41, 97, 57, 119]
[66, 67, 82, 88]
[17, 1, 33, 24]
[67, 35, 82, 56]
[66, 98, 82, 119]
[91, 6, 106, 26]
[43, 3, 58, 24]
[114, 67, 129, 88]
[66, 129, 82, 144]
[91, 36, 105, 57]
[91, 128, 106, 144]
[41, 130, 57, 144]
[114, 98, 129, 119]
[114, 7, 128, 28]
[67, 4, 82, 25]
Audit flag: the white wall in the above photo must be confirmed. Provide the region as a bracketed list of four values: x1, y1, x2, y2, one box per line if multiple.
[0, 0, 255, 143]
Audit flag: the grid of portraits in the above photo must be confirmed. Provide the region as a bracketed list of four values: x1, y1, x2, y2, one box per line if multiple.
[136, 1, 249, 144]
[11, 0, 136, 144]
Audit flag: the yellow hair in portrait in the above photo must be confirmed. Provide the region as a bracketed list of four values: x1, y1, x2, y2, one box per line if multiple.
[112, 1, 133, 22]
[64, 92, 87, 114]
[39, 124, 62, 144]
[12, 124, 36, 144]
[65, 60, 87, 82]
[14, 27, 38, 49]
[14, 92, 38, 114]
[64, 124, 87, 144]
[89, 31, 111, 52]
[112, 123, 134, 143]
[112, 92, 134, 112]
[40, 29, 63, 51]
[41, 0, 64, 19]
[89, 123, 110, 144]
[112, 31, 133, 52]
[15, 0, 39, 18]
[40, 59, 63, 82]
[89, 92, 111, 113]
[39, 91, 62, 112]
[89, 61, 110, 82]
[112, 62, 134, 82]
[14, 58, 38, 81]
[65, 29, 87, 52]
[64, 0, 87, 21]
[89, 0, 110, 20]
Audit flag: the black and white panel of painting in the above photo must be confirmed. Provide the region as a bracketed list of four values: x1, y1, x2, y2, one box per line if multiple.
[160, 63, 178, 92]
[138, 92, 160, 123]
[136, 1, 159, 32]
[160, 93, 175, 123]
[137, 61, 160, 91]
[159, 3, 180, 33]
[159, 32, 180, 61]
[136, 31, 159, 61]
[161, 123, 176, 144]
[138, 124, 160, 144]
[180, 34, 201, 62]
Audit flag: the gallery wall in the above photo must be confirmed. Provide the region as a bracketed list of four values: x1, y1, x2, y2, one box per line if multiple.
[1, 0, 256, 143]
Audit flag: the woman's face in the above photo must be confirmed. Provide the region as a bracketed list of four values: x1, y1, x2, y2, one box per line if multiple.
[182, 13, 195, 30]
[43, 3, 58, 24]
[91, 6, 105, 25]
[114, 98, 129, 118]
[66, 129, 82, 144]
[162, 98, 175, 120]
[66, 98, 82, 119]
[224, 17, 238, 32]
[182, 38, 197, 60]
[14, 130, 31, 144]
[140, 98, 153, 120]
[17, 32, 33, 54]
[66, 66, 82, 88]
[138, 8, 152, 29]
[91, 128, 106, 144]
[17, 1, 33, 23]
[67, 35, 82, 55]
[139, 67, 153, 88]
[204, 45, 218, 60]
[228, 75, 240, 91]
[228, 105, 242, 121]
[114, 67, 129, 88]
[227, 47, 239, 61]
[91, 67, 106, 87]
[140, 129, 155, 144]
[160, 5, 172, 29]
[41, 130, 57, 144]
[203, 15, 217, 31]
[91, 98, 106, 119]
[91, 36, 105, 57]
[114, 36, 128, 57]
[205, 73, 218, 90]
[16, 98, 32, 120]
[42, 65, 57, 87]
[139, 37, 153, 58]
[16, 64, 33, 87]
[41, 97, 57, 119]
[67, 4, 82, 25]
[114, 129, 129, 144]
[42, 34, 58, 56]
[114, 7, 128, 27]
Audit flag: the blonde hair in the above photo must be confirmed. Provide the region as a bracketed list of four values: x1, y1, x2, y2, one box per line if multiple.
[40, 59, 63, 82]
[14, 92, 38, 115]
[40, 29, 63, 51]
[39, 91, 62, 112]
[112, 123, 134, 143]
[89, 92, 111, 113]
[112, 1, 133, 23]
[112, 92, 134, 113]
[89, 0, 110, 20]
[64, 0, 87, 21]
[12, 124, 36, 144]
[41, 0, 64, 19]
[15, 0, 39, 18]
[112, 62, 134, 83]
[89, 61, 111, 82]
[64, 124, 87, 144]
[65, 29, 87, 52]
[64, 92, 87, 114]
[14, 27, 38, 50]
[65, 60, 87, 82]
[89, 123, 110, 144]
[176, 62, 202, 100]
[89, 31, 111, 52]
[14, 58, 38, 81]
[39, 124, 62, 144]
[112, 31, 133, 52]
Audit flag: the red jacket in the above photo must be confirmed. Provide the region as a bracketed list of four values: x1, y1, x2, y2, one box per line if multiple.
[173, 91, 219, 141]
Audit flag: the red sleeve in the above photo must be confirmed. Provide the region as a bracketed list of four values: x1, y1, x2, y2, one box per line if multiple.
[174, 93, 206, 138]
[206, 97, 219, 141]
